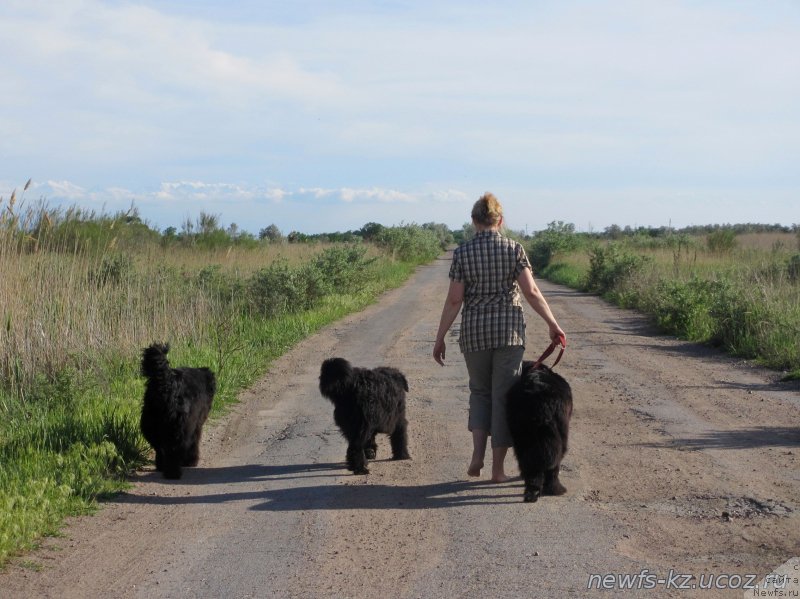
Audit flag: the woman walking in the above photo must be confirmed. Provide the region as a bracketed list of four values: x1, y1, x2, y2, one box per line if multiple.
[433, 193, 566, 482]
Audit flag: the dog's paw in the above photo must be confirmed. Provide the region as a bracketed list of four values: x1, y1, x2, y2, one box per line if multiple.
[543, 482, 567, 496]
[391, 452, 411, 461]
[523, 489, 541, 503]
[364, 448, 377, 460]
[353, 466, 370, 475]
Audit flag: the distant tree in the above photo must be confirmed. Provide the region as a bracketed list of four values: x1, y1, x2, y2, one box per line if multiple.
[461, 222, 475, 242]
[528, 221, 579, 270]
[605, 224, 623, 240]
[359, 222, 385, 240]
[421, 222, 455, 248]
[259, 224, 284, 242]
[287, 230, 305, 243]
[198, 212, 220, 235]
[181, 217, 195, 236]
[161, 226, 178, 246]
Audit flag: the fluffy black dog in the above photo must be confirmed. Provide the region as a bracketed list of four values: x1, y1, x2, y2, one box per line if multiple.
[140, 343, 216, 479]
[319, 357, 411, 474]
[506, 361, 573, 502]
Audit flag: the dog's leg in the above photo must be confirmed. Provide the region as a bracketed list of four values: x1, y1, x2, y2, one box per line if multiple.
[523, 471, 545, 503]
[556, 409, 571, 455]
[161, 451, 183, 480]
[365, 434, 378, 460]
[542, 465, 567, 496]
[183, 428, 201, 467]
[346, 441, 369, 474]
[389, 419, 411, 460]
[154, 448, 165, 472]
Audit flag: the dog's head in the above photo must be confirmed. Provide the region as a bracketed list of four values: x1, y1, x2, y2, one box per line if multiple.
[519, 360, 571, 398]
[521, 360, 553, 377]
[141, 343, 171, 378]
[319, 357, 353, 398]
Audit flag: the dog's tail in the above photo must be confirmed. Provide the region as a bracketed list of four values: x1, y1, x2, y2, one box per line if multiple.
[141, 343, 173, 384]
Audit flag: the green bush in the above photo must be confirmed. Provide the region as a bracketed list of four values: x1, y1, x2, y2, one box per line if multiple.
[246, 245, 377, 318]
[585, 244, 650, 295]
[648, 279, 721, 340]
[373, 224, 442, 263]
[528, 221, 580, 271]
[247, 260, 309, 317]
[310, 244, 374, 291]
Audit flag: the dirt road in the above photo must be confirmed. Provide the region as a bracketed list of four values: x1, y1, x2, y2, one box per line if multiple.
[2, 252, 798, 598]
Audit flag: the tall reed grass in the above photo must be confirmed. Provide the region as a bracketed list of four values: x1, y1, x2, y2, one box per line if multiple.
[0, 197, 443, 566]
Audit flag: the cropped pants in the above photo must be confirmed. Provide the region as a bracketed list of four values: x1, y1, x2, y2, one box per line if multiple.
[463, 345, 525, 448]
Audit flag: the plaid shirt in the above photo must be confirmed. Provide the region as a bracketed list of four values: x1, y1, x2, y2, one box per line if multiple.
[449, 230, 531, 353]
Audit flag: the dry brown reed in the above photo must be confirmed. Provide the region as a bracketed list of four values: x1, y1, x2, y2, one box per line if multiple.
[0, 202, 337, 397]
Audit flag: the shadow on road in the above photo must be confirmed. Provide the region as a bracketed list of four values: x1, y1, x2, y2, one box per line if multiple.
[114, 463, 523, 510]
[249, 478, 520, 511]
[642, 426, 800, 450]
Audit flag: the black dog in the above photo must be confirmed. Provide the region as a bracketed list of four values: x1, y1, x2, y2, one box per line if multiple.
[506, 361, 573, 502]
[319, 357, 411, 474]
[140, 343, 216, 479]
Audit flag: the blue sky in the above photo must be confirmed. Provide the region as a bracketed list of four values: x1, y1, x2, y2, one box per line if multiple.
[1, 0, 798, 235]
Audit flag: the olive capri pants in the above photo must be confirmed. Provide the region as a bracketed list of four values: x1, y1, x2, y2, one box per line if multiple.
[463, 345, 525, 448]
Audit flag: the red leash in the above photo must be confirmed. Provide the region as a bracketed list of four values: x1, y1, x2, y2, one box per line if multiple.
[532, 335, 566, 369]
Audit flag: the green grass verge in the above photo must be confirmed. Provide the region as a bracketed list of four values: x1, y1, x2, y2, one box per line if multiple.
[0, 258, 418, 567]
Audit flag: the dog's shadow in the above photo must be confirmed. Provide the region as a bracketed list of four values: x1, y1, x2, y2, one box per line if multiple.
[250, 478, 519, 511]
[136, 462, 343, 485]
[121, 462, 521, 510]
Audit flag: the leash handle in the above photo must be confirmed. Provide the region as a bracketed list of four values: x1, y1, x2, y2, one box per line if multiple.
[532, 335, 566, 369]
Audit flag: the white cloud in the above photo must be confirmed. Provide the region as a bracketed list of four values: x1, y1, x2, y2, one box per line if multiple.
[42, 180, 87, 201]
[339, 188, 416, 203]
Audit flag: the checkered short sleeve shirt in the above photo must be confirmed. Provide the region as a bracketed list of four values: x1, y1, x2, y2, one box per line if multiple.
[449, 230, 532, 353]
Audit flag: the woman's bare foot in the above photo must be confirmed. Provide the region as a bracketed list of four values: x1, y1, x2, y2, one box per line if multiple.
[490, 447, 510, 482]
[467, 461, 483, 477]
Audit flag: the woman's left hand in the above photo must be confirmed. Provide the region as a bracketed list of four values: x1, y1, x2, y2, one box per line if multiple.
[549, 325, 566, 348]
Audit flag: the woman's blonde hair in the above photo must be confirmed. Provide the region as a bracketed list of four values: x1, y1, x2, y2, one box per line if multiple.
[471, 192, 503, 227]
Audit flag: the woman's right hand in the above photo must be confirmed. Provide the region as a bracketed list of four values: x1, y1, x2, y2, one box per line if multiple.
[433, 338, 447, 366]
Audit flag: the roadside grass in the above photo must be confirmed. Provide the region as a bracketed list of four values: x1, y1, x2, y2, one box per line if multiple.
[0, 201, 437, 567]
[538, 236, 800, 380]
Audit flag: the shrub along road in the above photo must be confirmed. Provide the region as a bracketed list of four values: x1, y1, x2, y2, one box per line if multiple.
[2, 251, 798, 598]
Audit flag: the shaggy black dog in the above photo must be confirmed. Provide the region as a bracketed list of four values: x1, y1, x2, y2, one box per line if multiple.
[506, 361, 573, 502]
[319, 357, 411, 474]
[140, 343, 216, 479]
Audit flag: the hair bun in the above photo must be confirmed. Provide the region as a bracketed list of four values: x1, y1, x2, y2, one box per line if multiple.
[471, 192, 503, 227]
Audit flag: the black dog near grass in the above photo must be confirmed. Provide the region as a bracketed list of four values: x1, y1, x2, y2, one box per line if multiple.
[506, 361, 573, 502]
[140, 343, 216, 479]
[319, 357, 411, 474]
